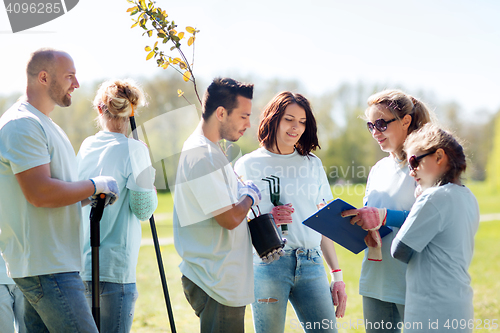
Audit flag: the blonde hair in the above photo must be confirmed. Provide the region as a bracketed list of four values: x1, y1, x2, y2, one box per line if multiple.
[93, 79, 146, 130]
[404, 123, 466, 186]
[366, 89, 436, 160]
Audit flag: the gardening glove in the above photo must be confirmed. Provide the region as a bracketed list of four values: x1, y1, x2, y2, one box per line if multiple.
[365, 230, 383, 261]
[90, 176, 119, 207]
[342, 207, 387, 231]
[271, 203, 294, 226]
[330, 269, 347, 318]
[238, 180, 261, 206]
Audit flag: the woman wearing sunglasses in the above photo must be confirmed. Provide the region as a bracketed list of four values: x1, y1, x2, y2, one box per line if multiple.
[234, 92, 347, 333]
[341, 89, 435, 332]
[391, 124, 479, 332]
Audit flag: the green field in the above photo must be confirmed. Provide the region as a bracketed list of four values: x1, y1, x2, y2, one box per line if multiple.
[132, 182, 500, 332]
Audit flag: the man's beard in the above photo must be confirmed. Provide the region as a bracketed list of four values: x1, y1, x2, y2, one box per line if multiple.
[49, 79, 71, 107]
[219, 124, 240, 142]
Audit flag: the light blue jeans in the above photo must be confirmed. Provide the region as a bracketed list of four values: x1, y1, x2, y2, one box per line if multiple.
[83, 281, 139, 333]
[13, 272, 98, 333]
[252, 247, 338, 333]
[363, 296, 405, 333]
[0, 284, 26, 333]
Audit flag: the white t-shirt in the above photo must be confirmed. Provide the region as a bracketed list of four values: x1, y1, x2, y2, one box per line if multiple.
[0, 102, 82, 278]
[395, 184, 479, 332]
[173, 133, 253, 307]
[77, 131, 155, 284]
[359, 156, 416, 305]
[234, 147, 333, 250]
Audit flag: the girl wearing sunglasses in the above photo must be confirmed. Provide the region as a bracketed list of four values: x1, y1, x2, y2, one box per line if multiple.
[392, 124, 479, 332]
[341, 89, 435, 332]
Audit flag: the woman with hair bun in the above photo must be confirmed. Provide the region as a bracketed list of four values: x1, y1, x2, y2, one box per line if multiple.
[341, 89, 435, 332]
[76, 79, 157, 333]
[392, 123, 479, 332]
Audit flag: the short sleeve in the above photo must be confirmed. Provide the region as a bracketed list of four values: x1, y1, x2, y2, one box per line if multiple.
[175, 142, 239, 227]
[1, 117, 50, 174]
[126, 140, 155, 192]
[188, 161, 238, 216]
[396, 192, 443, 253]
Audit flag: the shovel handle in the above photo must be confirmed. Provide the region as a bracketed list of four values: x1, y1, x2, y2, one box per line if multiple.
[90, 194, 106, 247]
[90, 193, 105, 331]
[90, 194, 106, 221]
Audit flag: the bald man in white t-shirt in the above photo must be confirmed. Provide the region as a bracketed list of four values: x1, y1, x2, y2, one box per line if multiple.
[0, 48, 119, 333]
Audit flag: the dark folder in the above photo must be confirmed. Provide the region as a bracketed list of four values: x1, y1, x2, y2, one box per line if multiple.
[302, 198, 392, 254]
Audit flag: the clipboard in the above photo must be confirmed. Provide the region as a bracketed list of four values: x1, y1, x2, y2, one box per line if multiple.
[302, 198, 392, 254]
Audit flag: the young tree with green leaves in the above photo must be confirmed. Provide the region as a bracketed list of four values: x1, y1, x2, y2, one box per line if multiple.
[127, 0, 201, 105]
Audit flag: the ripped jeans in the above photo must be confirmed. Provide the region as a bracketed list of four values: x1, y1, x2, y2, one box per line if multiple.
[251, 247, 338, 333]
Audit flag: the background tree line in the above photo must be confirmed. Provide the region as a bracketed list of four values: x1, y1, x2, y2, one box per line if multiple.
[0, 72, 497, 190]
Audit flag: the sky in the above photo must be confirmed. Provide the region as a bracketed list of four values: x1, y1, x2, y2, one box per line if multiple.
[1, 0, 499, 118]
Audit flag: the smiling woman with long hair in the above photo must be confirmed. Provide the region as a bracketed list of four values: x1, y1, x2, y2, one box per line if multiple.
[235, 91, 347, 333]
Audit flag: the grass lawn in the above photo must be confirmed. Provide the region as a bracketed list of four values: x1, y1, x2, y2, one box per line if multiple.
[133, 182, 500, 332]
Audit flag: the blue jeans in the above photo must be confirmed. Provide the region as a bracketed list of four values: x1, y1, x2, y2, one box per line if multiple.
[252, 248, 338, 333]
[0, 284, 26, 333]
[363, 296, 405, 333]
[13, 272, 98, 333]
[83, 281, 138, 333]
[182, 276, 246, 333]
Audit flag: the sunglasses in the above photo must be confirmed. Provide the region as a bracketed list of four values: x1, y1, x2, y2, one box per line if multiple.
[367, 118, 397, 133]
[408, 150, 436, 171]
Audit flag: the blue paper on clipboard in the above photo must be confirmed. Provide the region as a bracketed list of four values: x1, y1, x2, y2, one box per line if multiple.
[302, 198, 392, 254]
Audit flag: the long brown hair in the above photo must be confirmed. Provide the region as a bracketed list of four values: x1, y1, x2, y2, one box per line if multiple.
[258, 91, 319, 156]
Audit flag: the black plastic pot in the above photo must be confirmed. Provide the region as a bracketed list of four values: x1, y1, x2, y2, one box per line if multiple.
[248, 213, 285, 258]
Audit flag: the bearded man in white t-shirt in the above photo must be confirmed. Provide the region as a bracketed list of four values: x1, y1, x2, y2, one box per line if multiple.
[0, 48, 119, 333]
[173, 77, 261, 333]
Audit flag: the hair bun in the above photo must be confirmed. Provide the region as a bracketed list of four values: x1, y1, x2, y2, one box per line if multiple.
[93, 79, 146, 118]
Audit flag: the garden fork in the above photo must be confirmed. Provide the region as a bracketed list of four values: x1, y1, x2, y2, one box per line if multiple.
[262, 175, 288, 235]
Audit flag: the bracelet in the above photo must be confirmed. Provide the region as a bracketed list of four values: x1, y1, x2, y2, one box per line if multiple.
[330, 269, 343, 282]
